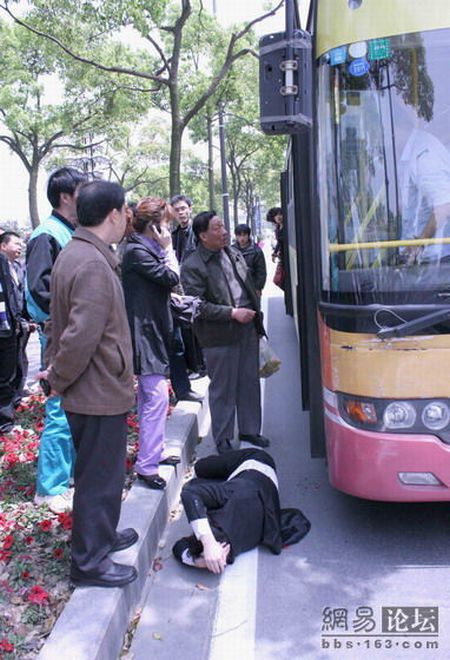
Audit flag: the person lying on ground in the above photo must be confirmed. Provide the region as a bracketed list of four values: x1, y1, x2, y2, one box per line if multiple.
[172, 448, 310, 574]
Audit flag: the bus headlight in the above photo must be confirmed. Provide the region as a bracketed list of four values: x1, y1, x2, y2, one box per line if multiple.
[421, 402, 450, 431]
[383, 402, 416, 429]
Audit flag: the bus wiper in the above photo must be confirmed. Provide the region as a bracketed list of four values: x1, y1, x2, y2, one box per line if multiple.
[377, 308, 450, 339]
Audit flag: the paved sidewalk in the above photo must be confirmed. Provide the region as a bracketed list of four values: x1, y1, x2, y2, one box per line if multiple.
[39, 379, 210, 660]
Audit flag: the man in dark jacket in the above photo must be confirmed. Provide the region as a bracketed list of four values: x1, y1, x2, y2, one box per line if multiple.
[170, 193, 205, 394]
[42, 180, 138, 588]
[232, 224, 267, 295]
[170, 194, 197, 263]
[0, 251, 22, 432]
[0, 232, 35, 403]
[172, 448, 310, 573]
[181, 211, 269, 454]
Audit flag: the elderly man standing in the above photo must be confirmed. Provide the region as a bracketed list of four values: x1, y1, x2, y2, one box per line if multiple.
[181, 211, 270, 454]
[42, 180, 138, 588]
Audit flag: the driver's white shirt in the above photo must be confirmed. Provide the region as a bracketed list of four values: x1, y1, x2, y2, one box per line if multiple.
[400, 129, 450, 261]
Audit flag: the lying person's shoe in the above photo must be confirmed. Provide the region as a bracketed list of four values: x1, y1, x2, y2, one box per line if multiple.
[239, 434, 270, 448]
[136, 473, 167, 490]
[34, 488, 74, 514]
[178, 390, 204, 403]
[70, 562, 137, 588]
[111, 528, 139, 553]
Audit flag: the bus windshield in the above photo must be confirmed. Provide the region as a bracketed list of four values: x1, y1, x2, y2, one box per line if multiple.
[318, 28, 450, 303]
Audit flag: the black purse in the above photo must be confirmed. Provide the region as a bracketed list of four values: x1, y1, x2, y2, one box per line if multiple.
[170, 294, 203, 328]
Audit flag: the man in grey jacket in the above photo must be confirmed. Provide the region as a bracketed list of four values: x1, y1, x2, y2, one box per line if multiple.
[42, 180, 138, 588]
[181, 211, 270, 454]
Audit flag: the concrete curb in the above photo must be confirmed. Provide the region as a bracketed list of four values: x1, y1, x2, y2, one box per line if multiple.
[38, 381, 210, 660]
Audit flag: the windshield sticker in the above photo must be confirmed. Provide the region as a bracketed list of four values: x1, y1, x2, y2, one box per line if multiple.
[368, 38, 391, 61]
[348, 58, 370, 77]
[348, 42, 367, 59]
[330, 46, 347, 66]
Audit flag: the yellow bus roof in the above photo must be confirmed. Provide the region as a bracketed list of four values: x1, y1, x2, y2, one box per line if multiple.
[316, 0, 450, 57]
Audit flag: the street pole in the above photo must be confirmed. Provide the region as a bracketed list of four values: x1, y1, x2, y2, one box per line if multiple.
[206, 112, 216, 210]
[218, 102, 230, 234]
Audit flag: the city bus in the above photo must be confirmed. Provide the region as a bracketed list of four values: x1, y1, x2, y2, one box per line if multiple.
[260, 0, 450, 500]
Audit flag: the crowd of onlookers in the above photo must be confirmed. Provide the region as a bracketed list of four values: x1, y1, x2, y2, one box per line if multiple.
[0, 166, 292, 586]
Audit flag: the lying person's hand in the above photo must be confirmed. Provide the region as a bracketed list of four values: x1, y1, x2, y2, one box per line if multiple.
[201, 534, 229, 574]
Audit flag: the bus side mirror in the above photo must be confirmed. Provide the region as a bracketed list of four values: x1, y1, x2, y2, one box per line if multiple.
[259, 29, 313, 135]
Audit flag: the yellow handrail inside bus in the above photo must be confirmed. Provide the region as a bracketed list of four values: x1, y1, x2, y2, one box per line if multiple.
[329, 237, 450, 253]
[347, 188, 383, 268]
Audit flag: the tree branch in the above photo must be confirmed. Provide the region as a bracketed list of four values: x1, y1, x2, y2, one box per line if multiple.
[181, 1, 283, 128]
[0, 4, 170, 86]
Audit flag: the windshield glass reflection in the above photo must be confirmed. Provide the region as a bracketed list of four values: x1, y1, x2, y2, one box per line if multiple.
[318, 28, 450, 301]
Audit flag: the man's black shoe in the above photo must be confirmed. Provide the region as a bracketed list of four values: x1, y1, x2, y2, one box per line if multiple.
[217, 439, 234, 454]
[111, 528, 139, 553]
[178, 390, 204, 403]
[239, 434, 270, 448]
[70, 562, 138, 588]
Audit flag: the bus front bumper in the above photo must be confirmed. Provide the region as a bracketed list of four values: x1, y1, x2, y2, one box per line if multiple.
[324, 407, 450, 501]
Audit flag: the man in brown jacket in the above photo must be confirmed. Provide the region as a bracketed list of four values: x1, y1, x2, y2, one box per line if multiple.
[42, 180, 138, 588]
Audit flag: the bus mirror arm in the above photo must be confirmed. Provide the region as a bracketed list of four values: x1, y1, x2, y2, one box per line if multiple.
[377, 308, 450, 339]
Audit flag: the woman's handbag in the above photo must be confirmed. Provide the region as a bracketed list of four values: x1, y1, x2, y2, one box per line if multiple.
[273, 261, 285, 290]
[170, 294, 203, 327]
[259, 338, 281, 378]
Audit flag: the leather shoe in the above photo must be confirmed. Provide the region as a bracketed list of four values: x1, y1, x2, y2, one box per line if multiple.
[239, 434, 270, 448]
[178, 390, 204, 403]
[111, 528, 139, 553]
[70, 562, 138, 588]
[137, 473, 166, 490]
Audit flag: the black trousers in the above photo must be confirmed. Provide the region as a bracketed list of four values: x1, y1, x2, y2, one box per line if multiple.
[0, 335, 19, 431]
[67, 412, 127, 574]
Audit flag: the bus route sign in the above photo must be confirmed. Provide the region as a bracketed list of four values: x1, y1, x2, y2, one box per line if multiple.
[369, 38, 391, 61]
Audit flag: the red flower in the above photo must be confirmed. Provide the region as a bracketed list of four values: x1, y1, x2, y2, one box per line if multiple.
[0, 551, 12, 563]
[53, 547, 64, 560]
[27, 585, 49, 605]
[3, 453, 19, 468]
[57, 512, 72, 530]
[24, 535, 35, 545]
[38, 519, 53, 532]
[2, 535, 14, 550]
[0, 638, 14, 653]
[22, 570, 31, 579]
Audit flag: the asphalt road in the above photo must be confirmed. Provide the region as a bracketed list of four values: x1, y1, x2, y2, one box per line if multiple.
[127, 290, 450, 660]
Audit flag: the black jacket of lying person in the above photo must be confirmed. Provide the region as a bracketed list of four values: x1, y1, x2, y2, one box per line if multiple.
[172, 448, 310, 574]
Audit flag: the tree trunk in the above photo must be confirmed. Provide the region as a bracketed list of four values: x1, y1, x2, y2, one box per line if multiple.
[169, 122, 183, 197]
[169, 81, 183, 196]
[28, 160, 40, 229]
[207, 112, 215, 209]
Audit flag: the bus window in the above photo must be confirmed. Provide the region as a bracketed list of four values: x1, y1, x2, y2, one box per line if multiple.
[317, 28, 450, 302]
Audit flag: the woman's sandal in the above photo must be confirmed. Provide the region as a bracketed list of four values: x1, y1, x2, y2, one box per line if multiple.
[136, 473, 167, 490]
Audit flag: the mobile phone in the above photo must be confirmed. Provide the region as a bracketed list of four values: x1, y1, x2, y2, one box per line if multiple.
[153, 224, 162, 234]
[40, 378, 52, 396]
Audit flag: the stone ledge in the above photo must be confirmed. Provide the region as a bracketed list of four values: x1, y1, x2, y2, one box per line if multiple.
[38, 381, 209, 660]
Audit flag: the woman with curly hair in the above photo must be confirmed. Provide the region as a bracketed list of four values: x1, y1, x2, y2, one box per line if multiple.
[121, 197, 180, 490]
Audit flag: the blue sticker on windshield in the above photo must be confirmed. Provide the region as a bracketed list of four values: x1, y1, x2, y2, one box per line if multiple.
[348, 58, 370, 76]
[330, 46, 347, 66]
